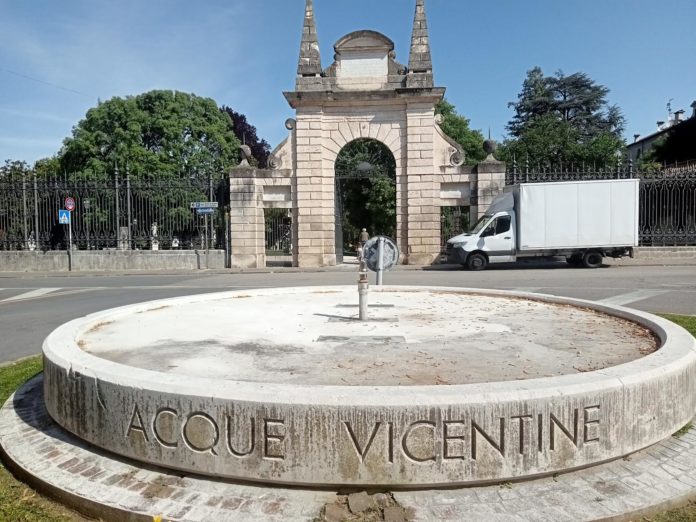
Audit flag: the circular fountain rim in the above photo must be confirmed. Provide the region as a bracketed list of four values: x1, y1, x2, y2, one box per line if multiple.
[43, 285, 694, 407]
[41, 286, 696, 487]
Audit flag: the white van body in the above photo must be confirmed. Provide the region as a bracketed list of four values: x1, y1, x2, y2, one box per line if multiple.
[446, 179, 639, 270]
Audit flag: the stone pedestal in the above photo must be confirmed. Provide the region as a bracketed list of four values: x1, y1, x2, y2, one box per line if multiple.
[473, 156, 506, 222]
[229, 166, 294, 269]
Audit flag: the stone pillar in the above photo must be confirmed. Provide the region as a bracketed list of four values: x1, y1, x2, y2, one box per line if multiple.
[473, 141, 506, 221]
[295, 107, 336, 268]
[229, 167, 265, 269]
[405, 103, 440, 265]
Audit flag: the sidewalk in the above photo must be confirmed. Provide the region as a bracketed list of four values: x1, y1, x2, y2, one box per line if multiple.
[1, 248, 695, 278]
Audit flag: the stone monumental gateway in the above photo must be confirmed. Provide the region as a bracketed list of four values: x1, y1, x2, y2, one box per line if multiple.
[229, 0, 506, 268]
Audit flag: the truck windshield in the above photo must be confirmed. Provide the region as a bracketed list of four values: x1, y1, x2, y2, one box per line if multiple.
[470, 215, 493, 235]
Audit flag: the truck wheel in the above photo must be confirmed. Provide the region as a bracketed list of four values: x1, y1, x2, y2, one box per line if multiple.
[582, 251, 603, 269]
[467, 252, 488, 271]
[567, 254, 583, 266]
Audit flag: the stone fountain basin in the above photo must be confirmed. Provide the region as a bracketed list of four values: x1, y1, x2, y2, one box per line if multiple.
[42, 286, 696, 487]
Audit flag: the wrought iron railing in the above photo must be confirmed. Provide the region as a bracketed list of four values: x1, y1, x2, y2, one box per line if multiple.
[264, 208, 292, 257]
[0, 172, 227, 251]
[505, 161, 635, 185]
[440, 206, 470, 252]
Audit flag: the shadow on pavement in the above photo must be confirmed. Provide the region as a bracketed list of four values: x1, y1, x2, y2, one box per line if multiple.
[424, 258, 608, 271]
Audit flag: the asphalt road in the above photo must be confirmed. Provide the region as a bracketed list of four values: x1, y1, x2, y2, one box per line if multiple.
[1, 263, 695, 364]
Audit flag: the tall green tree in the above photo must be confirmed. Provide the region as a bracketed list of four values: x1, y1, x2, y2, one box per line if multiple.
[0, 160, 31, 181]
[506, 67, 554, 138]
[502, 68, 625, 165]
[435, 100, 485, 164]
[221, 106, 270, 168]
[59, 90, 241, 181]
[32, 156, 60, 179]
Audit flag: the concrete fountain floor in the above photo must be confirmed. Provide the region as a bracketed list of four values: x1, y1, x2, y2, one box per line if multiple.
[79, 289, 658, 386]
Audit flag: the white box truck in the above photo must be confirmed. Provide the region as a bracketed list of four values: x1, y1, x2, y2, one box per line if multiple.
[446, 179, 639, 270]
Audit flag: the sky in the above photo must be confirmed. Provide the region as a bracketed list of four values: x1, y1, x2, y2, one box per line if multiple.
[1, 0, 695, 164]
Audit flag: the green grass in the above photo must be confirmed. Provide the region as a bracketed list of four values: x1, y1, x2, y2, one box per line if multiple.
[0, 356, 89, 521]
[661, 314, 696, 335]
[643, 502, 696, 522]
[0, 314, 695, 521]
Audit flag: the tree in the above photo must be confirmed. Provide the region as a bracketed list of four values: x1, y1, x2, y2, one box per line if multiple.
[435, 100, 485, 164]
[32, 156, 60, 179]
[648, 117, 696, 164]
[503, 68, 625, 165]
[59, 90, 241, 181]
[0, 160, 32, 249]
[0, 160, 31, 181]
[221, 107, 271, 168]
[506, 67, 554, 139]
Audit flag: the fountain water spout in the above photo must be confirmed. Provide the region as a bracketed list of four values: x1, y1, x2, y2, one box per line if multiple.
[358, 247, 369, 321]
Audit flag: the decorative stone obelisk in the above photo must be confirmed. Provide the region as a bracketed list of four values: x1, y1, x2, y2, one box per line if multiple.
[407, 0, 434, 88]
[296, 0, 322, 84]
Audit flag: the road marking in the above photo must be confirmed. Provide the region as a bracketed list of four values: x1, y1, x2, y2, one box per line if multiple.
[1, 288, 62, 303]
[598, 290, 668, 306]
[512, 287, 543, 293]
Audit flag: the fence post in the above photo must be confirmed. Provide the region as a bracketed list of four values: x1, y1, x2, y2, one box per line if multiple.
[225, 211, 230, 269]
[33, 172, 39, 249]
[22, 171, 28, 250]
[208, 173, 214, 250]
[126, 171, 132, 250]
[115, 165, 120, 250]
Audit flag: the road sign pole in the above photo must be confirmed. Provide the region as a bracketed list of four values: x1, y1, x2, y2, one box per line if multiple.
[205, 214, 210, 269]
[68, 212, 73, 272]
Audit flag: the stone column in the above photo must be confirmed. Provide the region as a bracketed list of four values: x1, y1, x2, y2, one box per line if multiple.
[294, 107, 336, 267]
[229, 167, 265, 269]
[473, 141, 506, 221]
[405, 102, 440, 265]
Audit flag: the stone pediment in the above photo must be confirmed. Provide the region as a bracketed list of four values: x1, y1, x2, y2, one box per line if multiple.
[316, 30, 407, 91]
[334, 30, 394, 54]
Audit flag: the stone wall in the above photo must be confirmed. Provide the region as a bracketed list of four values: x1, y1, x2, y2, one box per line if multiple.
[0, 250, 226, 272]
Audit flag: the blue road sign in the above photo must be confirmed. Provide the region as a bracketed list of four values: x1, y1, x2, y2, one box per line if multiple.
[190, 201, 219, 209]
[196, 207, 215, 215]
[58, 209, 71, 225]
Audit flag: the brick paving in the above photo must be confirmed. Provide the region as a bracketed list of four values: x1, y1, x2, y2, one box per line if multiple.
[3, 376, 696, 521]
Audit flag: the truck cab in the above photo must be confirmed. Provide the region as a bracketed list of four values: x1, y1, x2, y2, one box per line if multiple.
[446, 192, 518, 270]
[446, 212, 517, 270]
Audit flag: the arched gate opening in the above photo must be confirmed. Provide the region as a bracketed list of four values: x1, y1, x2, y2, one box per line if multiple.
[334, 139, 396, 263]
